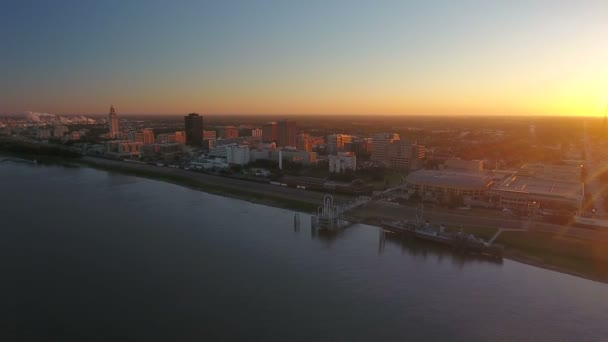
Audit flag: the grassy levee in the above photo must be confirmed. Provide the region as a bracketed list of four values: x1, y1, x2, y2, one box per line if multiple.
[454, 225, 608, 282]
[497, 230, 608, 282]
[0, 139, 81, 164]
[78, 159, 318, 212]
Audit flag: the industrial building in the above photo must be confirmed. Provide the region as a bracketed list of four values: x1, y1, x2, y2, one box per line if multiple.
[405, 169, 495, 202]
[405, 162, 584, 212]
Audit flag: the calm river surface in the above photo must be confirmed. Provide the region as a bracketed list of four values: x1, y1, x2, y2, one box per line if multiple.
[2, 161, 608, 341]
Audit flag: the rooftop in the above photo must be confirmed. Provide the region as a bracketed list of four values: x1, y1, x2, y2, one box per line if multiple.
[492, 175, 583, 198]
[406, 170, 493, 190]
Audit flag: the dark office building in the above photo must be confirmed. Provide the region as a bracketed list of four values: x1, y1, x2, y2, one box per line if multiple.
[184, 113, 203, 146]
[278, 119, 296, 147]
[262, 122, 278, 142]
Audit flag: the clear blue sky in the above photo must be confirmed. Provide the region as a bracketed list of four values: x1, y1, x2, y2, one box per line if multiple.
[1, 0, 607, 116]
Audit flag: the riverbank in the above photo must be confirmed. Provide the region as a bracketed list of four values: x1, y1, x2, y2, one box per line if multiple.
[348, 214, 608, 283]
[79, 157, 324, 212]
[4, 150, 607, 283]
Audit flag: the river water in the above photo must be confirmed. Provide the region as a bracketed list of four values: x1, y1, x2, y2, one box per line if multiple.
[2, 161, 607, 341]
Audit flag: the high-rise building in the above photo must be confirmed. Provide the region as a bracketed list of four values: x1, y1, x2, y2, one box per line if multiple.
[371, 133, 400, 165]
[350, 137, 373, 156]
[184, 113, 203, 146]
[327, 134, 352, 155]
[296, 133, 312, 152]
[278, 119, 296, 147]
[262, 122, 278, 142]
[142, 128, 155, 145]
[108, 105, 119, 138]
[387, 140, 425, 170]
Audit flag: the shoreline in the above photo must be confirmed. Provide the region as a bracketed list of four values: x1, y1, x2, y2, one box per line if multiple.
[77, 157, 322, 213]
[3, 153, 608, 284]
[503, 252, 608, 284]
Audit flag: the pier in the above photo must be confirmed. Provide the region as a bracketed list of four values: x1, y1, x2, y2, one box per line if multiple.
[309, 194, 371, 232]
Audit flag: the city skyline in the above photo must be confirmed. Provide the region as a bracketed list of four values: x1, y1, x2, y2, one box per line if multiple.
[2, 0, 607, 117]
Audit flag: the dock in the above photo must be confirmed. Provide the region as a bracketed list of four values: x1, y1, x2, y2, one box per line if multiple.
[381, 220, 504, 259]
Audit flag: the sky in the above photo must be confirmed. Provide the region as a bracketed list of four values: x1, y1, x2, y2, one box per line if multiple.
[1, 0, 607, 116]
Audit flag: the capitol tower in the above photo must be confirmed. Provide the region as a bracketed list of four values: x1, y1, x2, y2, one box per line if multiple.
[108, 105, 119, 138]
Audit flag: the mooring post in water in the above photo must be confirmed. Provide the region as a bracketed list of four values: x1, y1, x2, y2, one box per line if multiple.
[294, 213, 300, 231]
[378, 229, 386, 254]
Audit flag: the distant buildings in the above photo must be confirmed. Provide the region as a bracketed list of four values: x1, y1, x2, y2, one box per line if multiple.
[327, 134, 352, 155]
[217, 126, 239, 139]
[142, 128, 155, 145]
[262, 122, 278, 142]
[175, 131, 186, 144]
[184, 113, 203, 146]
[225, 145, 251, 165]
[53, 125, 69, 138]
[388, 140, 425, 170]
[350, 137, 373, 155]
[141, 143, 185, 158]
[329, 152, 357, 173]
[371, 132, 424, 170]
[36, 128, 51, 139]
[155, 132, 181, 145]
[371, 133, 400, 165]
[203, 130, 217, 140]
[251, 128, 263, 138]
[277, 148, 316, 165]
[296, 133, 312, 152]
[278, 119, 296, 147]
[108, 105, 119, 138]
[105, 140, 144, 158]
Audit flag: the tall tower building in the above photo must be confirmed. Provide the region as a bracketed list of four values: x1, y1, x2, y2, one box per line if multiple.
[371, 132, 400, 165]
[262, 122, 278, 142]
[108, 105, 119, 138]
[142, 128, 155, 145]
[184, 113, 203, 146]
[296, 133, 312, 152]
[278, 119, 296, 147]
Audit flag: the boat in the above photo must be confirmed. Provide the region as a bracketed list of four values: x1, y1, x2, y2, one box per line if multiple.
[380, 220, 504, 259]
[573, 213, 608, 228]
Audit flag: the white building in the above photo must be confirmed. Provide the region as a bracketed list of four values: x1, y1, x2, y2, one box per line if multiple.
[226, 145, 251, 165]
[251, 128, 263, 138]
[329, 152, 357, 173]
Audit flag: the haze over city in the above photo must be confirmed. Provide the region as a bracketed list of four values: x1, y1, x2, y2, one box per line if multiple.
[5, 1, 608, 341]
[2, 0, 607, 116]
